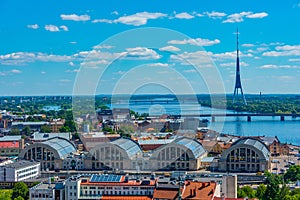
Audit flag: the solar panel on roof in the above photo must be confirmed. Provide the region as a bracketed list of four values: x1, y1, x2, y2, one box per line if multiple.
[90, 174, 122, 182]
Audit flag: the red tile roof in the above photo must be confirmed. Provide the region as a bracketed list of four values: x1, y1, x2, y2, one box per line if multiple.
[0, 141, 19, 148]
[181, 181, 216, 200]
[153, 188, 179, 200]
[102, 196, 151, 200]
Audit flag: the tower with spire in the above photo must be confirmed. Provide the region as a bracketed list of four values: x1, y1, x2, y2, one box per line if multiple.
[232, 28, 247, 105]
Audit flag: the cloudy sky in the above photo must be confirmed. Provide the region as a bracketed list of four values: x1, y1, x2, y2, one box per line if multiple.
[0, 0, 300, 95]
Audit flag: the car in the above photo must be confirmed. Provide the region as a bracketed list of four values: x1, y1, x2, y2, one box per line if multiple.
[272, 167, 278, 171]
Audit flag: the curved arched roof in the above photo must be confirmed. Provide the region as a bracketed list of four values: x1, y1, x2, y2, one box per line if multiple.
[227, 137, 270, 160]
[42, 137, 76, 158]
[111, 137, 142, 159]
[173, 137, 206, 158]
[20, 137, 76, 159]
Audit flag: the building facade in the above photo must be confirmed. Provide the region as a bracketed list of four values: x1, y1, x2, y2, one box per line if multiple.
[149, 137, 207, 171]
[0, 135, 24, 157]
[19, 137, 76, 170]
[218, 137, 271, 172]
[0, 160, 40, 182]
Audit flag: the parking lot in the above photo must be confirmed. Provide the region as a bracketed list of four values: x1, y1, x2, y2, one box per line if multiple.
[270, 155, 300, 174]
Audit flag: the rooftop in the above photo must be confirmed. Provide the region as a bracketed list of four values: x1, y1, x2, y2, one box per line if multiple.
[138, 139, 174, 145]
[111, 137, 142, 159]
[32, 132, 70, 141]
[174, 137, 206, 158]
[181, 181, 216, 200]
[41, 137, 76, 158]
[11, 121, 49, 126]
[1, 160, 39, 170]
[0, 135, 22, 141]
[232, 137, 270, 160]
[0, 141, 19, 148]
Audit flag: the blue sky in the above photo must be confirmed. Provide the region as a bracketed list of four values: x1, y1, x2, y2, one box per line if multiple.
[0, 0, 300, 95]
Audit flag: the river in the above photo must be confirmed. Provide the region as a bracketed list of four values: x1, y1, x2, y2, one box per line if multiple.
[109, 99, 300, 146]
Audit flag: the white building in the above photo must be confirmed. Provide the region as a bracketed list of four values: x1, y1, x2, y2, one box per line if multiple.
[0, 160, 40, 182]
[30, 181, 65, 200]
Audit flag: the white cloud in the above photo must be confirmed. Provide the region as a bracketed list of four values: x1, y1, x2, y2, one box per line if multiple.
[242, 43, 255, 47]
[60, 14, 90, 21]
[170, 51, 214, 67]
[92, 19, 113, 23]
[260, 64, 300, 69]
[11, 69, 22, 74]
[159, 45, 181, 52]
[148, 63, 170, 67]
[168, 38, 220, 46]
[0, 69, 22, 76]
[59, 25, 69, 31]
[124, 47, 161, 60]
[223, 12, 252, 23]
[93, 44, 114, 49]
[223, 11, 268, 23]
[45, 25, 60, 32]
[219, 62, 249, 67]
[65, 69, 80, 73]
[183, 69, 197, 73]
[0, 52, 72, 65]
[174, 12, 194, 19]
[93, 12, 167, 26]
[289, 58, 300, 62]
[263, 50, 300, 56]
[246, 12, 268, 19]
[275, 45, 300, 51]
[27, 24, 39, 29]
[69, 62, 75, 66]
[111, 11, 119, 15]
[213, 51, 253, 60]
[204, 11, 227, 18]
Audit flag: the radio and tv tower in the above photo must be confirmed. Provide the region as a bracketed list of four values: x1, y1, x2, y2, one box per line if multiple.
[232, 29, 247, 105]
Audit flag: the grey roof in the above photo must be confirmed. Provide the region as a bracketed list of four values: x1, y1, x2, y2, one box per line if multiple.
[32, 132, 70, 141]
[111, 137, 142, 158]
[232, 137, 270, 160]
[1, 160, 39, 170]
[0, 135, 22, 141]
[12, 122, 49, 126]
[138, 139, 174, 145]
[42, 137, 76, 158]
[173, 137, 206, 158]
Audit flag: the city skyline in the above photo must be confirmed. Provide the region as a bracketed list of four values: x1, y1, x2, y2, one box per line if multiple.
[1, 1, 300, 95]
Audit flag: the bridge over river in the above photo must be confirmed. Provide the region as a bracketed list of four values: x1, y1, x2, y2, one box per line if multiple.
[172, 113, 300, 122]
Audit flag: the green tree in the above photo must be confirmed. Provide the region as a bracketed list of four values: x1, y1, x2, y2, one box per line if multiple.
[12, 182, 29, 200]
[22, 126, 31, 136]
[256, 184, 266, 200]
[117, 125, 135, 138]
[278, 183, 290, 200]
[40, 125, 51, 133]
[10, 128, 20, 135]
[59, 126, 70, 133]
[237, 186, 247, 198]
[0, 189, 12, 200]
[263, 172, 281, 200]
[284, 165, 300, 182]
[14, 196, 25, 200]
[238, 186, 255, 198]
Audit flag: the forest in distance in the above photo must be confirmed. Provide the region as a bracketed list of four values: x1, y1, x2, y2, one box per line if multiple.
[0, 94, 300, 115]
